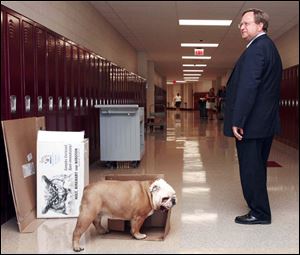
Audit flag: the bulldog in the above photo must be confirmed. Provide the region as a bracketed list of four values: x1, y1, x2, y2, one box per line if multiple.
[72, 178, 176, 252]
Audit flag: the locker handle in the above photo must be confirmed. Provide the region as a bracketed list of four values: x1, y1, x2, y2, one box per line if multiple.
[66, 97, 70, 110]
[10, 95, 17, 113]
[85, 97, 89, 107]
[73, 97, 77, 109]
[58, 96, 63, 110]
[25, 95, 31, 112]
[38, 96, 43, 112]
[48, 96, 53, 111]
[91, 98, 94, 107]
[80, 97, 83, 108]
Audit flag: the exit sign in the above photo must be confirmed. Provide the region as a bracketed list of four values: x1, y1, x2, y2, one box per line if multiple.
[194, 48, 204, 56]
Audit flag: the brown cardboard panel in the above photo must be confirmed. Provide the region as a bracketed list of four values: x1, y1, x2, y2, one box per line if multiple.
[107, 219, 125, 231]
[103, 174, 171, 241]
[1, 117, 46, 232]
[102, 224, 167, 241]
[105, 174, 164, 182]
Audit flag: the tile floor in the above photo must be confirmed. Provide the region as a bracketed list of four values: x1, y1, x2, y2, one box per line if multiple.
[1, 110, 299, 254]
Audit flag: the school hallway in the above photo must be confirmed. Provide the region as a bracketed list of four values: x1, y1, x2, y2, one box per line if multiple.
[1, 110, 298, 254]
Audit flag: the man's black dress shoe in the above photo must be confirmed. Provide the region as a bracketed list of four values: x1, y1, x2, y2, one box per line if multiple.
[235, 213, 271, 225]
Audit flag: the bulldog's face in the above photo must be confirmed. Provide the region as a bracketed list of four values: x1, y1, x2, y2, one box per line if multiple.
[149, 179, 177, 211]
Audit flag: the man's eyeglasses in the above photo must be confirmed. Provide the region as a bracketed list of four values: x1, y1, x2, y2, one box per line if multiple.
[238, 21, 256, 29]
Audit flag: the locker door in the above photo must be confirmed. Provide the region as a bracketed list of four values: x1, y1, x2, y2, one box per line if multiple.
[87, 54, 95, 160]
[65, 41, 73, 131]
[279, 70, 286, 142]
[111, 63, 115, 104]
[72, 45, 80, 131]
[56, 37, 66, 131]
[74, 47, 84, 131]
[111, 64, 116, 104]
[35, 26, 47, 118]
[83, 51, 90, 140]
[77, 48, 85, 132]
[291, 66, 299, 147]
[106, 61, 111, 104]
[116, 66, 120, 104]
[6, 13, 22, 119]
[46, 32, 57, 131]
[22, 19, 36, 118]
[124, 70, 127, 104]
[94, 57, 100, 160]
[285, 68, 292, 144]
[294, 66, 298, 146]
[99, 59, 105, 104]
[122, 69, 125, 104]
[1, 9, 8, 120]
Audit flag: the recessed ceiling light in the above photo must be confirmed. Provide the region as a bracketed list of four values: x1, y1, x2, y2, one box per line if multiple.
[183, 74, 202, 76]
[182, 64, 207, 67]
[183, 70, 204, 72]
[179, 20, 232, 26]
[182, 56, 211, 59]
[181, 43, 219, 47]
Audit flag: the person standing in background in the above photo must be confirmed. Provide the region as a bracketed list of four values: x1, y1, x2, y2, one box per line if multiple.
[205, 88, 216, 120]
[217, 86, 226, 120]
[223, 8, 282, 225]
[174, 93, 182, 111]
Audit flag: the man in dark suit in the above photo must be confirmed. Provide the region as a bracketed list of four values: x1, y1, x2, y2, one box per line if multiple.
[224, 8, 282, 224]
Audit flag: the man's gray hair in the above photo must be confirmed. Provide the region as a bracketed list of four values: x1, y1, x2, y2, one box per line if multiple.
[242, 8, 269, 32]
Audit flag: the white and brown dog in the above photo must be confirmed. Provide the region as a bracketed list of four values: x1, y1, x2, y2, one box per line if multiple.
[72, 178, 177, 252]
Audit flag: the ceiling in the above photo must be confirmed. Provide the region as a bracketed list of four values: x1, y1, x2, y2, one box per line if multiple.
[90, 1, 299, 81]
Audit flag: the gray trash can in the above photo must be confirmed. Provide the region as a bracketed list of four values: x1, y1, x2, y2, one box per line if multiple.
[94, 104, 145, 168]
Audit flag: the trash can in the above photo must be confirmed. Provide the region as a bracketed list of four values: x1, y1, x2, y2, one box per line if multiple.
[94, 104, 145, 168]
[198, 98, 207, 119]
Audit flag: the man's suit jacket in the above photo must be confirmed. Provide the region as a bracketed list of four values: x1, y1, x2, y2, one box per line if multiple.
[223, 34, 282, 139]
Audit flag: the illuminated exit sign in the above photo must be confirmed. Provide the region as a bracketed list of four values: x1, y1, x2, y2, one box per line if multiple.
[194, 48, 204, 56]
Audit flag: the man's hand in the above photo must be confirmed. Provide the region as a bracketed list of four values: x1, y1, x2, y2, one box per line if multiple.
[232, 126, 243, 140]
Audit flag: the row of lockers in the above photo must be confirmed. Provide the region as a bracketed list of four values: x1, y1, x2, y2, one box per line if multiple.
[1, 6, 147, 163]
[278, 65, 299, 148]
[1, 5, 147, 224]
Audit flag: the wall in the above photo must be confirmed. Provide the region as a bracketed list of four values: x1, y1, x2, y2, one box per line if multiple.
[192, 80, 213, 93]
[1, 1, 138, 73]
[275, 24, 299, 69]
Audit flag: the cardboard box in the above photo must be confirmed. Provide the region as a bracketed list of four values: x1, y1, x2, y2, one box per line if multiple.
[1, 117, 46, 232]
[1, 117, 89, 232]
[102, 174, 171, 241]
[36, 130, 89, 218]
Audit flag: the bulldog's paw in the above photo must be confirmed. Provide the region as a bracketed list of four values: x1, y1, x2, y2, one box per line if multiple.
[133, 232, 147, 240]
[73, 246, 84, 252]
